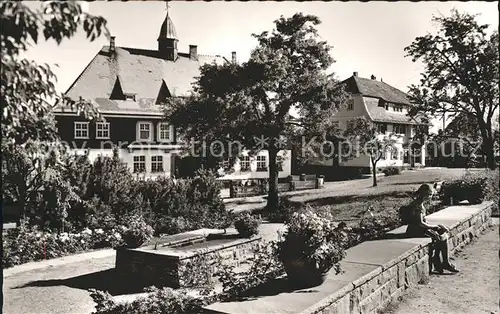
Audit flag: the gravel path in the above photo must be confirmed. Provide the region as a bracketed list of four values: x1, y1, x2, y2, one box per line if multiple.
[383, 223, 500, 314]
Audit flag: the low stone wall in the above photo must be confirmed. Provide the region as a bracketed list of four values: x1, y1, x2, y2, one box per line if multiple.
[299, 201, 494, 314]
[204, 201, 494, 314]
[116, 233, 262, 289]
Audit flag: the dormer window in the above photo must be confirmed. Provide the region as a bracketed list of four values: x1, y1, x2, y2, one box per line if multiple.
[124, 93, 136, 101]
[378, 99, 389, 110]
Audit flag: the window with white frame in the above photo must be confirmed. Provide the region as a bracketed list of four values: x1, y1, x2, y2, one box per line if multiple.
[239, 155, 250, 171]
[133, 155, 146, 173]
[151, 155, 164, 173]
[74, 122, 89, 139]
[347, 100, 354, 111]
[256, 155, 267, 171]
[393, 124, 405, 135]
[96, 122, 110, 139]
[137, 122, 153, 141]
[157, 122, 172, 142]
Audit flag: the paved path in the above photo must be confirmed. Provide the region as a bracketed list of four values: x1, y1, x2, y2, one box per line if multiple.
[385, 221, 499, 314]
[3, 254, 116, 314]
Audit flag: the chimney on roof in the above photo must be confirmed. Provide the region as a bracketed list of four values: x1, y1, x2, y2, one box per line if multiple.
[232, 51, 237, 64]
[189, 45, 198, 61]
[381, 78, 383, 82]
[371, 74, 376, 80]
[110, 36, 116, 52]
[353, 71, 358, 77]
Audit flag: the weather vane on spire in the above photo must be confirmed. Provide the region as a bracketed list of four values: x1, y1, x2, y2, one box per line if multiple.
[165, 1, 170, 14]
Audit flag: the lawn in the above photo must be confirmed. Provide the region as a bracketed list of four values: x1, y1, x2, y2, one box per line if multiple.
[281, 168, 493, 225]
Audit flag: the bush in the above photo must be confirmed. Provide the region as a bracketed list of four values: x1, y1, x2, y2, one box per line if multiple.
[277, 208, 346, 275]
[234, 213, 260, 237]
[138, 170, 233, 235]
[440, 174, 489, 205]
[2, 220, 123, 268]
[266, 197, 304, 223]
[119, 215, 154, 248]
[90, 287, 204, 314]
[382, 167, 401, 176]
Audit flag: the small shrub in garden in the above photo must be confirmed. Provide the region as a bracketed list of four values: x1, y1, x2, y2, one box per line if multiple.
[89, 287, 204, 314]
[119, 215, 154, 248]
[382, 167, 401, 176]
[440, 175, 488, 205]
[277, 208, 346, 277]
[234, 213, 260, 237]
[215, 240, 284, 301]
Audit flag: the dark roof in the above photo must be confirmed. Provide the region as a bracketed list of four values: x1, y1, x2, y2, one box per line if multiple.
[158, 13, 178, 40]
[363, 98, 430, 125]
[343, 75, 411, 105]
[59, 46, 227, 115]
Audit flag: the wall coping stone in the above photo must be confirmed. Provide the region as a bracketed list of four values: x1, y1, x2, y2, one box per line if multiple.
[124, 234, 262, 261]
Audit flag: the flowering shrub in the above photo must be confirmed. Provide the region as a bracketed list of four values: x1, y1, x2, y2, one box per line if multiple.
[277, 208, 346, 275]
[90, 287, 204, 314]
[120, 215, 154, 248]
[215, 240, 284, 300]
[2, 220, 124, 269]
[234, 213, 261, 237]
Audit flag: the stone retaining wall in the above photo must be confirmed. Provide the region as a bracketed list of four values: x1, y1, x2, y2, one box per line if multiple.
[116, 235, 262, 289]
[299, 201, 494, 314]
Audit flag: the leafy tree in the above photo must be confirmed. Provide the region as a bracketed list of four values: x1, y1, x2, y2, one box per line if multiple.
[165, 13, 348, 210]
[343, 117, 397, 187]
[1, 1, 108, 145]
[85, 148, 142, 223]
[1, 140, 79, 228]
[405, 9, 499, 169]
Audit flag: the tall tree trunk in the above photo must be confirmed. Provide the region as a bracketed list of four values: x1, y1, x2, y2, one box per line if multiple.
[478, 118, 496, 170]
[267, 146, 279, 211]
[371, 159, 378, 187]
[483, 136, 497, 170]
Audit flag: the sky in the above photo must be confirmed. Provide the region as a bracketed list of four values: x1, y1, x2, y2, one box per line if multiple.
[21, 1, 499, 132]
